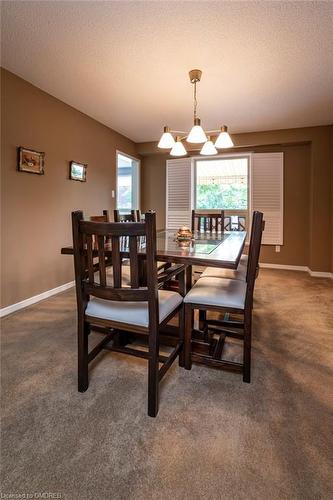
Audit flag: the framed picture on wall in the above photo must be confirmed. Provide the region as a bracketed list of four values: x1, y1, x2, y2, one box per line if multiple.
[69, 161, 87, 182]
[17, 147, 45, 175]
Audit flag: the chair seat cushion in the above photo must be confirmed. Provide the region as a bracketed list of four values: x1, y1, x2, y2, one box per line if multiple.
[184, 277, 246, 310]
[201, 254, 248, 281]
[86, 290, 183, 328]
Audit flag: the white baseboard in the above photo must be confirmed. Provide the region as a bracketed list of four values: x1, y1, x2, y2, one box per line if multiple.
[259, 263, 309, 272]
[308, 270, 333, 279]
[260, 263, 333, 278]
[0, 281, 74, 318]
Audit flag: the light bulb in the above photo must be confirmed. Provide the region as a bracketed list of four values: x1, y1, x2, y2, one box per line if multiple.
[170, 137, 187, 156]
[214, 125, 234, 148]
[157, 126, 175, 148]
[200, 137, 217, 156]
[186, 118, 207, 143]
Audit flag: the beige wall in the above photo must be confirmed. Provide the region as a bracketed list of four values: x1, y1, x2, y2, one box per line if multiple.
[140, 126, 333, 272]
[1, 69, 137, 308]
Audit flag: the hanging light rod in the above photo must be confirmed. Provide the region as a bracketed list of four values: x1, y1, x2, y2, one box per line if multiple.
[157, 69, 234, 155]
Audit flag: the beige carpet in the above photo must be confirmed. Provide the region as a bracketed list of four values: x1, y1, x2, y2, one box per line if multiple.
[1, 270, 333, 500]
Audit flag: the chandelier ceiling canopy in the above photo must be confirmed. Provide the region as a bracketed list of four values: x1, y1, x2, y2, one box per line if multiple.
[157, 69, 234, 156]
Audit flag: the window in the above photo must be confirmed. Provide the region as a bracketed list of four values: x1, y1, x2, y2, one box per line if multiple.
[116, 152, 140, 212]
[195, 157, 249, 210]
[166, 153, 283, 244]
[195, 156, 249, 231]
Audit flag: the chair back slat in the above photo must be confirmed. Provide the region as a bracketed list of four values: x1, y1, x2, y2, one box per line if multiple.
[129, 235, 139, 288]
[97, 235, 107, 286]
[191, 210, 225, 233]
[111, 235, 121, 288]
[86, 234, 95, 283]
[134, 209, 142, 222]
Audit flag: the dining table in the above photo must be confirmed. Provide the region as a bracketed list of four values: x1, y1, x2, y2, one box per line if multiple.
[61, 229, 246, 273]
[61, 229, 247, 366]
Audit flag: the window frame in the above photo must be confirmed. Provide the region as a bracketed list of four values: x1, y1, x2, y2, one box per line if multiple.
[116, 150, 141, 212]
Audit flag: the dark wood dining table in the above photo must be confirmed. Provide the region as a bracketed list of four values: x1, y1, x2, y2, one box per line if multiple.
[61, 229, 246, 366]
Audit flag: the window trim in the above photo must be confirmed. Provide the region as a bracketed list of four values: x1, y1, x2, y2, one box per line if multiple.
[116, 150, 141, 211]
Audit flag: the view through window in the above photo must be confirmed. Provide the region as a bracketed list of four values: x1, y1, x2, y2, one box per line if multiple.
[116, 153, 140, 211]
[196, 157, 248, 209]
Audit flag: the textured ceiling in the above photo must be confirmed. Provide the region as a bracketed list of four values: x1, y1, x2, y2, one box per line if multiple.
[1, 1, 333, 142]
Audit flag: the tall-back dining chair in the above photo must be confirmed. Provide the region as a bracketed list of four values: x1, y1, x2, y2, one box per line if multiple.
[191, 210, 225, 233]
[113, 209, 140, 222]
[72, 211, 184, 417]
[183, 211, 264, 383]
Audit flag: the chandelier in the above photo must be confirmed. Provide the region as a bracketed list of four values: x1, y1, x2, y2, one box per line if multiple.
[157, 69, 234, 156]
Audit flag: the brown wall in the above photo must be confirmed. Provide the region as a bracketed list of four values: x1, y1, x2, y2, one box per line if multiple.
[1, 69, 138, 308]
[140, 126, 333, 272]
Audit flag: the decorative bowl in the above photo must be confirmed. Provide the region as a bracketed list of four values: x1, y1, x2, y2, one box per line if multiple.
[175, 226, 193, 242]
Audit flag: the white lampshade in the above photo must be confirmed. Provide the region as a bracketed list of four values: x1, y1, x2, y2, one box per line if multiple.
[200, 137, 217, 156]
[158, 127, 175, 149]
[170, 137, 187, 156]
[214, 125, 234, 148]
[186, 118, 207, 143]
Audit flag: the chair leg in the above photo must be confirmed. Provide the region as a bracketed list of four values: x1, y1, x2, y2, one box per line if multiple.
[78, 320, 89, 392]
[148, 327, 159, 417]
[178, 305, 185, 367]
[184, 304, 193, 370]
[243, 314, 252, 383]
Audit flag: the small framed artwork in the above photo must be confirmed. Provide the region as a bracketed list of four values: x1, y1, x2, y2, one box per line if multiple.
[17, 147, 45, 175]
[69, 161, 87, 182]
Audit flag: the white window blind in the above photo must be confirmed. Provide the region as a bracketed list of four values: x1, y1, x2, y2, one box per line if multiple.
[251, 152, 284, 245]
[166, 158, 193, 229]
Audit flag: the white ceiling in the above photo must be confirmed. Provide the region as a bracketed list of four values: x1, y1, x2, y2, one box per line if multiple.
[2, 1, 333, 143]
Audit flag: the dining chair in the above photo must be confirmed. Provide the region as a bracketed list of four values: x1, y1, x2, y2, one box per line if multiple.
[72, 211, 185, 417]
[183, 211, 264, 382]
[113, 209, 140, 222]
[191, 210, 225, 233]
[114, 209, 173, 277]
